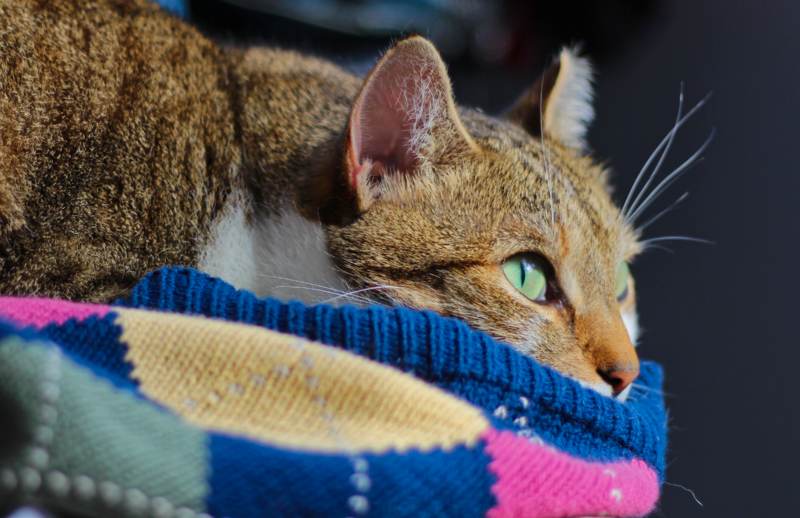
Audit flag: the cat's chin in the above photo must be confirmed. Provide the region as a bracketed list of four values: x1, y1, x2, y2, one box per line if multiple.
[615, 384, 632, 402]
[576, 379, 631, 403]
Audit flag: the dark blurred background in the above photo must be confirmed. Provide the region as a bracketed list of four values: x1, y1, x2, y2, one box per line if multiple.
[184, 1, 797, 515]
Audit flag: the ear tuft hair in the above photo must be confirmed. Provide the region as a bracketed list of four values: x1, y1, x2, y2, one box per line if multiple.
[544, 48, 595, 150]
[505, 47, 595, 152]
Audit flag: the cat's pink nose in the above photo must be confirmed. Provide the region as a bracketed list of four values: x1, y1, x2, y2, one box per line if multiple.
[598, 364, 639, 396]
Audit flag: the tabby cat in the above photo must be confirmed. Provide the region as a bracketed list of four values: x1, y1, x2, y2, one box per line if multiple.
[0, 0, 644, 398]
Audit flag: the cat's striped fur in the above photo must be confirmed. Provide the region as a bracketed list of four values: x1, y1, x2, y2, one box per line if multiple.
[0, 0, 642, 396]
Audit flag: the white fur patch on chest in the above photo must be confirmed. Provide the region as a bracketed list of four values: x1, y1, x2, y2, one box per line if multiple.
[198, 199, 348, 304]
[250, 206, 349, 303]
[198, 200, 260, 293]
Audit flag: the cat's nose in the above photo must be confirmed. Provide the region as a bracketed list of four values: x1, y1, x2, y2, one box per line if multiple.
[576, 309, 640, 397]
[597, 363, 639, 396]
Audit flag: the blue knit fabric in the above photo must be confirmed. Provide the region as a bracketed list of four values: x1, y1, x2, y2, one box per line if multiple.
[37, 313, 134, 386]
[153, 0, 188, 17]
[116, 267, 667, 479]
[5, 313, 136, 393]
[208, 433, 495, 517]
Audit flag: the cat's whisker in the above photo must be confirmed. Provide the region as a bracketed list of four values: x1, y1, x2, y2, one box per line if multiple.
[272, 283, 371, 301]
[273, 285, 373, 305]
[630, 382, 673, 398]
[628, 128, 715, 222]
[624, 83, 685, 219]
[640, 235, 715, 246]
[259, 273, 363, 298]
[539, 78, 557, 232]
[320, 284, 418, 305]
[630, 158, 704, 223]
[320, 284, 399, 304]
[621, 91, 711, 220]
[636, 192, 690, 233]
[258, 273, 342, 290]
[264, 274, 375, 303]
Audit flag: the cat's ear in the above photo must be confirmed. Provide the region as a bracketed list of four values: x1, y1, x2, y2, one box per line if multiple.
[345, 36, 476, 210]
[505, 47, 594, 151]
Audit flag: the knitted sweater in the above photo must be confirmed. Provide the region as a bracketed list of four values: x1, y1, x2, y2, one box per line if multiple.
[0, 267, 666, 517]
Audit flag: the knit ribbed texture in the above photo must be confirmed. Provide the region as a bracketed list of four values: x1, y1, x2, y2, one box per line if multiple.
[0, 269, 666, 517]
[118, 267, 667, 478]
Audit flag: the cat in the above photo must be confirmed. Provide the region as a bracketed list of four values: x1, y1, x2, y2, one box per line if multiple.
[0, 0, 642, 399]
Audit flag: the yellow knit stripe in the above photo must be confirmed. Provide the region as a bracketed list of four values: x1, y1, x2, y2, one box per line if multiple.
[116, 308, 488, 453]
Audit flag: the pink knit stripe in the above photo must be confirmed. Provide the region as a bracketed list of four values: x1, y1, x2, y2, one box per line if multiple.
[0, 297, 110, 329]
[484, 428, 659, 518]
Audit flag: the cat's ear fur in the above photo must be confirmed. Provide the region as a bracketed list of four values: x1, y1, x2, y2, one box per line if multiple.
[506, 47, 594, 151]
[345, 36, 476, 210]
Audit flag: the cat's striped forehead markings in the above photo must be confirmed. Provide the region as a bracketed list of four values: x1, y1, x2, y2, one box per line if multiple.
[468, 118, 617, 236]
[470, 138, 625, 259]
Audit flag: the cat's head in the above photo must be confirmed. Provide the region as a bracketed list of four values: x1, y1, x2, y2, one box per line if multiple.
[324, 37, 641, 398]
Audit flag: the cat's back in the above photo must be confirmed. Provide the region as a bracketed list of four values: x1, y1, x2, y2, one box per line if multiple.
[0, 0, 214, 107]
[0, 0, 242, 300]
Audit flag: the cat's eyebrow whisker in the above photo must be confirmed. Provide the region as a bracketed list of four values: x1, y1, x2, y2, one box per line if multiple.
[628, 127, 715, 223]
[629, 157, 703, 225]
[641, 243, 676, 255]
[623, 83, 685, 219]
[640, 235, 715, 246]
[621, 90, 711, 220]
[636, 192, 690, 233]
[539, 78, 557, 232]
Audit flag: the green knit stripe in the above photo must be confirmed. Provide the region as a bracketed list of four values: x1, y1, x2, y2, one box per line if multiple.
[0, 337, 209, 517]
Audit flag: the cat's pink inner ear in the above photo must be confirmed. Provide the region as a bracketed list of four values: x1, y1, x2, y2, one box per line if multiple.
[347, 81, 413, 188]
[346, 38, 453, 190]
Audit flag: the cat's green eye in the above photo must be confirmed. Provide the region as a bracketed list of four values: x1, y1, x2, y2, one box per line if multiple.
[503, 254, 549, 302]
[615, 261, 630, 301]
